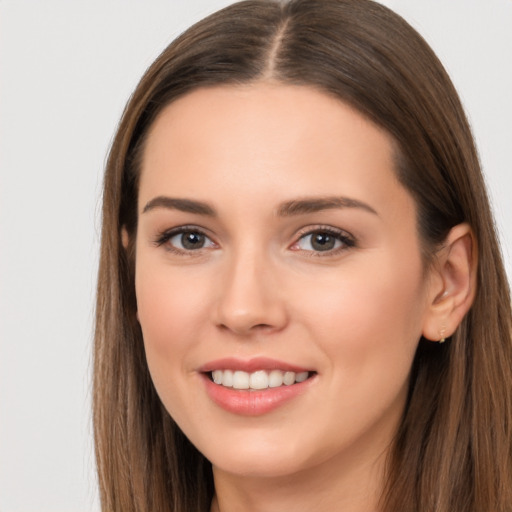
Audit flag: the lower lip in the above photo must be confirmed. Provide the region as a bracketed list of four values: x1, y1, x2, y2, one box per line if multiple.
[201, 374, 315, 416]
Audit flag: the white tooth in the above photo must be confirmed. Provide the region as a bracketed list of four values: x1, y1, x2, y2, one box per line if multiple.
[232, 371, 250, 389]
[295, 371, 309, 383]
[222, 369, 233, 387]
[268, 370, 284, 388]
[212, 370, 223, 384]
[283, 371, 296, 385]
[250, 370, 269, 390]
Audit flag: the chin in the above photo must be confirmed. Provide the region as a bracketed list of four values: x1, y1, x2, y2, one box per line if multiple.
[211, 452, 309, 479]
[196, 429, 329, 479]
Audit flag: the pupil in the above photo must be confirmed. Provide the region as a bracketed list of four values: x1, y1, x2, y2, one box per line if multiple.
[311, 232, 335, 251]
[181, 232, 205, 250]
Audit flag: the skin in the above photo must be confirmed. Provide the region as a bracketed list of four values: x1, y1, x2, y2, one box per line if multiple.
[133, 83, 470, 512]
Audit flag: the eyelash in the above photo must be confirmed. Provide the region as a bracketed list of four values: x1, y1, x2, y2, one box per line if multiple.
[291, 226, 356, 257]
[153, 225, 215, 255]
[153, 225, 356, 257]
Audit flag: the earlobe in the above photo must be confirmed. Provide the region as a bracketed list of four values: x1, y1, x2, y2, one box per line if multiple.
[422, 223, 477, 342]
[121, 226, 130, 249]
[121, 226, 140, 322]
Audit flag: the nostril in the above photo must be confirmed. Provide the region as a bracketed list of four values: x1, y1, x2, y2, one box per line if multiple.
[253, 323, 273, 330]
[216, 316, 277, 336]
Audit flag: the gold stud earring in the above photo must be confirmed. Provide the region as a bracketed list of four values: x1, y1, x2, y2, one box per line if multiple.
[439, 327, 446, 343]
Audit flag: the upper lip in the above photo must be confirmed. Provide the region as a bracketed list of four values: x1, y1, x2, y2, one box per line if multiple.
[198, 357, 312, 374]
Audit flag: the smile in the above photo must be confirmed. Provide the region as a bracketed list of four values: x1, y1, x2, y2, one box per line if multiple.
[211, 369, 311, 390]
[200, 359, 317, 415]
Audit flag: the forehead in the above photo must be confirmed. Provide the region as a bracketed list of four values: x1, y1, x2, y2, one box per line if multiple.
[138, 83, 411, 221]
[142, 83, 395, 164]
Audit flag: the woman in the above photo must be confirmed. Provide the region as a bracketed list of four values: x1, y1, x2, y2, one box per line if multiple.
[93, 0, 512, 510]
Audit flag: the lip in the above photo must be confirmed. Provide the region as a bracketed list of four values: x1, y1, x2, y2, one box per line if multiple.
[198, 357, 311, 373]
[198, 357, 316, 416]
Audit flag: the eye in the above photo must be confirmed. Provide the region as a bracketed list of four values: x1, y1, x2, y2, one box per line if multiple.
[155, 227, 216, 253]
[292, 228, 355, 254]
[170, 231, 208, 250]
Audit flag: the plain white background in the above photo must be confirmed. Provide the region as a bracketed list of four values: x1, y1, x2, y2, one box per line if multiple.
[0, 1, 510, 510]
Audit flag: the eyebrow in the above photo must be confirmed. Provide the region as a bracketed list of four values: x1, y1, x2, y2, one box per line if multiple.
[141, 195, 378, 217]
[277, 196, 378, 217]
[142, 197, 216, 216]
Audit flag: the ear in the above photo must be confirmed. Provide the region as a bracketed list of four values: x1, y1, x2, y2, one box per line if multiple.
[120, 226, 140, 321]
[422, 223, 477, 342]
[121, 226, 130, 249]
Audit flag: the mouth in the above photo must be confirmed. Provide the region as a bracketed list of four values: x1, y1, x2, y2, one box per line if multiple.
[209, 369, 314, 390]
[199, 358, 317, 415]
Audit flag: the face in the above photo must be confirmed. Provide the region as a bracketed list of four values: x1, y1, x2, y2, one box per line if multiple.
[134, 84, 434, 480]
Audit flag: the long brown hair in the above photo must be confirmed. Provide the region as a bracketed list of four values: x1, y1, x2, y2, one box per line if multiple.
[93, 1, 512, 510]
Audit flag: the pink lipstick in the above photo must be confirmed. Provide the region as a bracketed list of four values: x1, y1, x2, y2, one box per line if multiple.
[199, 358, 316, 415]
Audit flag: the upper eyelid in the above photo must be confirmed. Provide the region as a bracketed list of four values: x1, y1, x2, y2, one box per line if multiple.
[294, 225, 354, 240]
[157, 224, 212, 238]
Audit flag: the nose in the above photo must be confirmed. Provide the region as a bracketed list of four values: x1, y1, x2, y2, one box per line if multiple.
[213, 249, 288, 336]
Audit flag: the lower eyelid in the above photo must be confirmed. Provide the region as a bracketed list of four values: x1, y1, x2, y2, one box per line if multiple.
[298, 234, 344, 250]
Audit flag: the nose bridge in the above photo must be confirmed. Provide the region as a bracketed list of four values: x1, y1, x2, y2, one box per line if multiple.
[215, 240, 286, 335]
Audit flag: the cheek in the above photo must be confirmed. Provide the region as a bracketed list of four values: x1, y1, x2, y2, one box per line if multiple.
[294, 253, 426, 375]
[134, 260, 214, 426]
[135, 259, 210, 371]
